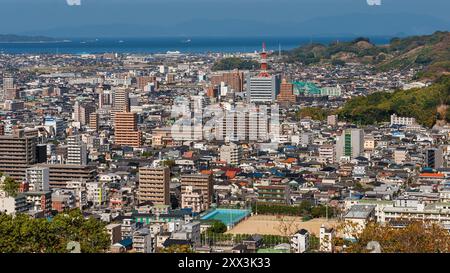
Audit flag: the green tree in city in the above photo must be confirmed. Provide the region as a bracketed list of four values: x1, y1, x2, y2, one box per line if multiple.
[1, 176, 19, 197]
[0, 209, 110, 253]
[207, 221, 227, 234]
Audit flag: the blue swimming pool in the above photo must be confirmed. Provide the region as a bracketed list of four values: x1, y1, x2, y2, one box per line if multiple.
[201, 209, 250, 226]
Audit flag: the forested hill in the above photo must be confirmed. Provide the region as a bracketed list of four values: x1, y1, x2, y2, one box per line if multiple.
[338, 75, 450, 128]
[281, 31, 450, 80]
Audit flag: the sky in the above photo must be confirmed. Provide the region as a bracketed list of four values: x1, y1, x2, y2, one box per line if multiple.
[0, 0, 448, 37]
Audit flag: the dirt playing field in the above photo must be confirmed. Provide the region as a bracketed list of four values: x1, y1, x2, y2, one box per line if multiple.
[226, 215, 338, 236]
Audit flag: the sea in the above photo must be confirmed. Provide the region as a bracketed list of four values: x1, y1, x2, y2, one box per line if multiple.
[0, 36, 393, 55]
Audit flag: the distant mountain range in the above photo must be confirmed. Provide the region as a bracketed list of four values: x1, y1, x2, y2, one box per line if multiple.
[0, 34, 61, 42]
[19, 13, 450, 38]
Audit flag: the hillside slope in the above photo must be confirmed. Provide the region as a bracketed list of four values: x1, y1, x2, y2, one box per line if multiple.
[282, 31, 450, 79]
[337, 76, 450, 127]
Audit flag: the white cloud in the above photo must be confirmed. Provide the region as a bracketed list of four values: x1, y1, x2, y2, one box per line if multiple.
[66, 0, 81, 6]
[367, 0, 382, 6]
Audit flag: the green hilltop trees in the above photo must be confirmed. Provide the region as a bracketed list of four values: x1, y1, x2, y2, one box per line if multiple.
[0, 209, 110, 253]
[212, 57, 259, 71]
[338, 76, 450, 128]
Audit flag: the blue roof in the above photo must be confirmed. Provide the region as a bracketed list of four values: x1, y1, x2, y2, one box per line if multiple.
[118, 238, 133, 247]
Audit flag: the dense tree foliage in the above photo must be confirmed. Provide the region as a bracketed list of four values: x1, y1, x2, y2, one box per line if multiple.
[253, 202, 335, 218]
[338, 76, 450, 127]
[207, 221, 227, 234]
[0, 176, 19, 197]
[282, 31, 449, 79]
[212, 57, 259, 71]
[341, 221, 450, 253]
[296, 107, 331, 121]
[159, 244, 193, 253]
[200, 232, 289, 246]
[0, 210, 110, 253]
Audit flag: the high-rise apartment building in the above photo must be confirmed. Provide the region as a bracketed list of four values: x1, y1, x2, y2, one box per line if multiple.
[25, 166, 50, 192]
[335, 129, 364, 161]
[0, 132, 37, 181]
[215, 104, 271, 142]
[2, 74, 17, 101]
[112, 88, 130, 112]
[138, 167, 170, 205]
[88, 112, 99, 131]
[37, 164, 96, 189]
[220, 143, 242, 165]
[181, 174, 213, 209]
[425, 147, 444, 169]
[210, 70, 244, 92]
[66, 135, 87, 165]
[137, 76, 158, 91]
[114, 112, 142, 148]
[73, 101, 96, 126]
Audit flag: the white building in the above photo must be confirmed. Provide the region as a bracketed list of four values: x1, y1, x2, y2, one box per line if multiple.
[335, 129, 364, 162]
[86, 182, 107, 206]
[319, 225, 335, 253]
[219, 142, 242, 165]
[133, 228, 155, 253]
[26, 166, 49, 192]
[390, 114, 416, 126]
[246, 74, 280, 103]
[0, 194, 28, 215]
[66, 135, 87, 165]
[290, 229, 310, 253]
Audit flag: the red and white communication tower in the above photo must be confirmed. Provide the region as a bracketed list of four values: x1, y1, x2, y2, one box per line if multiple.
[258, 42, 271, 78]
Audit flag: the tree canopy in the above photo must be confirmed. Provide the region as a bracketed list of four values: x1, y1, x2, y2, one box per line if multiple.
[341, 221, 450, 253]
[212, 57, 259, 71]
[338, 75, 450, 127]
[0, 176, 19, 198]
[0, 209, 110, 253]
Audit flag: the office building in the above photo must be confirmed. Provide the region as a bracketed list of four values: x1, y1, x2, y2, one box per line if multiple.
[246, 44, 280, 103]
[44, 116, 66, 138]
[247, 75, 280, 103]
[138, 167, 170, 205]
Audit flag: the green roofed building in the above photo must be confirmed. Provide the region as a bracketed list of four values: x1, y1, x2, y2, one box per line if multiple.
[292, 81, 322, 96]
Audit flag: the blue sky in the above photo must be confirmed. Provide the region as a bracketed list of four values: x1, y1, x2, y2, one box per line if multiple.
[0, 0, 448, 37]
